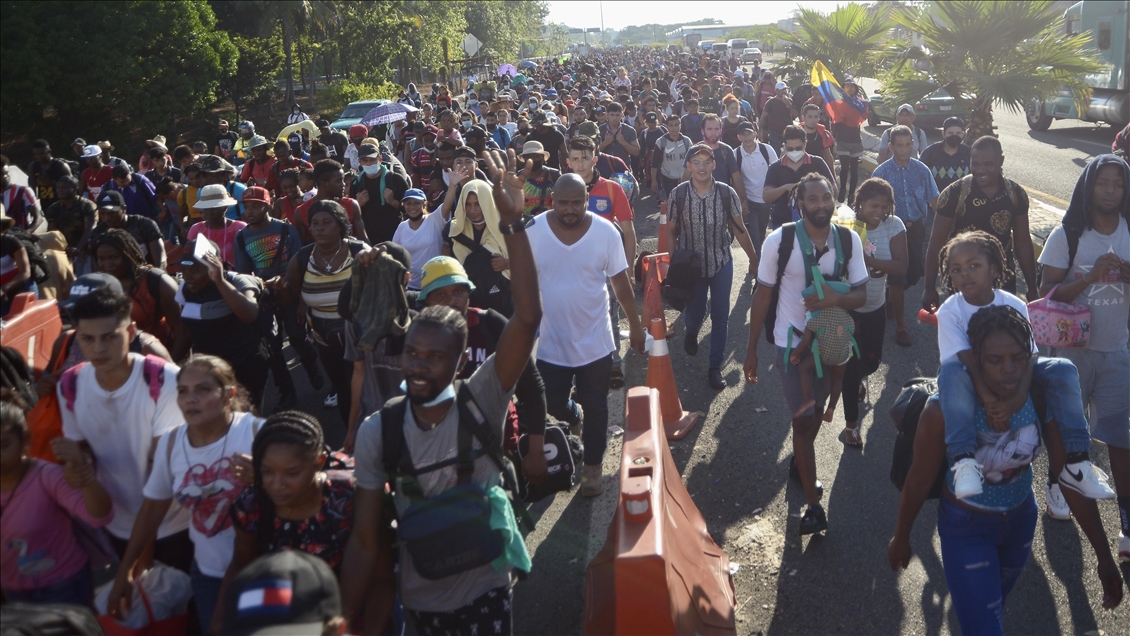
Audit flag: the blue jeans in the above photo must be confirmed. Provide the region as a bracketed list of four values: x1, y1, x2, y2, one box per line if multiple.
[684, 258, 733, 370]
[939, 356, 1091, 461]
[538, 354, 613, 466]
[767, 131, 783, 156]
[938, 492, 1038, 636]
[2, 564, 92, 606]
[745, 200, 772, 250]
[191, 562, 224, 629]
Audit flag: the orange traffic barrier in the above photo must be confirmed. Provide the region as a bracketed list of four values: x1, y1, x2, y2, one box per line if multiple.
[657, 201, 670, 254]
[0, 293, 63, 375]
[583, 387, 736, 635]
[639, 252, 670, 336]
[644, 318, 700, 440]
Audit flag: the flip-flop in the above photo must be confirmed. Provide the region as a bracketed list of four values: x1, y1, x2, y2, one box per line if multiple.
[843, 426, 863, 447]
[896, 329, 913, 347]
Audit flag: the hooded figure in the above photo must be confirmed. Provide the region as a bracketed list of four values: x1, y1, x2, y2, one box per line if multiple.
[1061, 154, 1130, 238]
[449, 179, 509, 280]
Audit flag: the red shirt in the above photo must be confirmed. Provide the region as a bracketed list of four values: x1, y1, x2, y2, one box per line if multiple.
[82, 165, 114, 200]
[294, 196, 359, 244]
[240, 157, 278, 189]
[586, 177, 632, 223]
[411, 147, 435, 190]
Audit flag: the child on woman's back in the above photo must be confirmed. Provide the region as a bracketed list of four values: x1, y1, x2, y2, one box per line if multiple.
[935, 230, 1115, 502]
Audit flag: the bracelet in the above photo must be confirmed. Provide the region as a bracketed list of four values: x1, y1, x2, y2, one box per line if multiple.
[498, 219, 527, 235]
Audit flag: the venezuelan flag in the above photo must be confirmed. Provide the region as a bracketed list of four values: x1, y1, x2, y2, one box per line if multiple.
[811, 61, 869, 128]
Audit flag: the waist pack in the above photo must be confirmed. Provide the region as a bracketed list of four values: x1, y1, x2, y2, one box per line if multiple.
[516, 423, 582, 503]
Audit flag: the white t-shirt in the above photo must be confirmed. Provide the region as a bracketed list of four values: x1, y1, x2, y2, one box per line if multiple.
[143, 413, 262, 577]
[937, 289, 1038, 363]
[392, 212, 446, 290]
[527, 213, 628, 367]
[757, 225, 869, 345]
[59, 355, 190, 540]
[1038, 217, 1130, 351]
[737, 142, 778, 203]
[878, 126, 929, 160]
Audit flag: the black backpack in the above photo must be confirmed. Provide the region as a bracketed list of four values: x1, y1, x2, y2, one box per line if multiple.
[5, 227, 51, 284]
[1035, 228, 1080, 290]
[450, 233, 514, 317]
[760, 222, 854, 345]
[516, 422, 583, 503]
[889, 378, 1047, 498]
[0, 602, 105, 636]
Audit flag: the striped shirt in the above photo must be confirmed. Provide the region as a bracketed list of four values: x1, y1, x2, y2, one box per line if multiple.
[667, 181, 743, 278]
[301, 246, 355, 341]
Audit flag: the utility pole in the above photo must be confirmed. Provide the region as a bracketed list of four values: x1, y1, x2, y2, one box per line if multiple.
[600, 1, 605, 47]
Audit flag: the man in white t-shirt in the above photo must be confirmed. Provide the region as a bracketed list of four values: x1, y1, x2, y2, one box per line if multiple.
[1038, 155, 1130, 548]
[743, 173, 867, 536]
[735, 120, 778, 248]
[52, 287, 192, 572]
[527, 173, 645, 497]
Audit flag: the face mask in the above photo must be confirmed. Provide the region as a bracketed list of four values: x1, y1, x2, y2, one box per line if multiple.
[945, 135, 962, 148]
[468, 99, 478, 106]
[786, 150, 805, 162]
[399, 379, 457, 407]
[361, 164, 383, 176]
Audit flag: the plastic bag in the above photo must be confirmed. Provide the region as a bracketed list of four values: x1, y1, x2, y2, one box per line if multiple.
[96, 563, 192, 632]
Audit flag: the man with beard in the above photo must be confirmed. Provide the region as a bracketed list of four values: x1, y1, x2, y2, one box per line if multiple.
[526, 174, 644, 497]
[343, 149, 543, 634]
[684, 114, 748, 214]
[743, 173, 867, 535]
[1037, 155, 1130, 549]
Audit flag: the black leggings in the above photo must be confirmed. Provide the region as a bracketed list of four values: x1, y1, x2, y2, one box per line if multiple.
[841, 304, 886, 423]
[838, 155, 859, 204]
[315, 331, 353, 425]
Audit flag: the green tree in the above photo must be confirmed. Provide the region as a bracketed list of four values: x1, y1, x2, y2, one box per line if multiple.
[465, 0, 549, 60]
[772, 3, 895, 86]
[220, 34, 283, 120]
[882, 0, 1104, 141]
[1, 0, 235, 145]
[253, 0, 340, 106]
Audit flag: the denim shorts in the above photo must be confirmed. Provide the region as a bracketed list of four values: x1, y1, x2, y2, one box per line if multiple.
[1052, 347, 1130, 449]
[775, 345, 829, 417]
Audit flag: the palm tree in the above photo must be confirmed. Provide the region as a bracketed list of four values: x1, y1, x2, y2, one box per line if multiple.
[773, 3, 895, 87]
[256, 0, 340, 107]
[882, 0, 1104, 141]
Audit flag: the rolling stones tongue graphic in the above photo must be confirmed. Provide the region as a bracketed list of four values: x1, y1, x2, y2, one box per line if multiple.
[176, 457, 239, 537]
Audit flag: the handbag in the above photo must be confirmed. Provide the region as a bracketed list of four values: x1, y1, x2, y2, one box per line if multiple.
[516, 423, 582, 503]
[1027, 285, 1090, 348]
[662, 249, 702, 312]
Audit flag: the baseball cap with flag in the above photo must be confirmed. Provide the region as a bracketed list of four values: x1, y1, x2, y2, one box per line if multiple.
[222, 551, 341, 636]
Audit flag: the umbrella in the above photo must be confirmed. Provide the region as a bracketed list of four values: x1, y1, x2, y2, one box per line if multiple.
[518, 60, 537, 69]
[498, 63, 518, 77]
[360, 102, 419, 127]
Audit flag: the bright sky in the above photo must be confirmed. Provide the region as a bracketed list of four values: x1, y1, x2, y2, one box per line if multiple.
[545, 1, 850, 31]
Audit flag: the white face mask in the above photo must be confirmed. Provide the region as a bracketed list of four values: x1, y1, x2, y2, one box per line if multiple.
[468, 99, 478, 106]
[786, 150, 805, 162]
[361, 163, 382, 176]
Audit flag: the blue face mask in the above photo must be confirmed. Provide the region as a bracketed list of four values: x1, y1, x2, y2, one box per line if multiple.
[399, 379, 457, 408]
[361, 163, 383, 176]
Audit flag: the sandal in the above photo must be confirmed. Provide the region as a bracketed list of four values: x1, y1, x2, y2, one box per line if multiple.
[895, 329, 913, 347]
[843, 425, 863, 447]
[609, 365, 625, 390]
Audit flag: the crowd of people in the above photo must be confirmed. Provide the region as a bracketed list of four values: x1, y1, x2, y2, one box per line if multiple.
[2, 42, 1129, 636]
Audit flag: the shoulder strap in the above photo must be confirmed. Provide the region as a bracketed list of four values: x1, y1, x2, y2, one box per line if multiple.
[48, 330, 75, 375]
[759, 143, 771, 164]
[296, 244, 313, 277]
[142, 355, 166, 404]
[1066, 229, 1080, 271]
[834, 224, 852, 281]
[165, 427, 179, 471]
[60, 362, 89, 412]
[379, 396, 413, 494]
[775, 223, 796, 288]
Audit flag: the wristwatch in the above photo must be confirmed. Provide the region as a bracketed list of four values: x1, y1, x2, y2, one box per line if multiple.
[498, 219, 528, 235]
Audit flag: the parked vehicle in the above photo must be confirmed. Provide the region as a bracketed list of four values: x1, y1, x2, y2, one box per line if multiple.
[726, 38, 749, 55]
[712, 42, 729, 55]
[700, 40, 715, 52]
[868, 87, 970, 128]
[330, 99, 391, 131]
[1026, 0, 1129, 130]
[741, 48, 762, 64]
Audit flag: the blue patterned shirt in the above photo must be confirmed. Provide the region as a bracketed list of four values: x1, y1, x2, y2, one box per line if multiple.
[872, 158, 939, 223]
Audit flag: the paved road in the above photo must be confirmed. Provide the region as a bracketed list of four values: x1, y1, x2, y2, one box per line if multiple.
[514, 186, 1129, 635]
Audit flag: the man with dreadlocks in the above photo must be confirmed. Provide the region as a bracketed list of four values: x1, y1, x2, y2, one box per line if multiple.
[89, 229, 182, 350]
[343, 149, 542, 635]
[1038, 154, 1130, 557]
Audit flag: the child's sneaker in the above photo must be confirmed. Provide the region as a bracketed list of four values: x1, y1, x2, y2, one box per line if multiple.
[1118, 534, 1129, 563]
[951, 458, 984, 499]
[1044, 482, 1071, 520]
[1058, 461, 1117, 499]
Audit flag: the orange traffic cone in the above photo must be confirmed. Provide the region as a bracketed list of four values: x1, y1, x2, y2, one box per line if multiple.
[657, 201, 670, 255]
[645, 319, 700, 440]
[640, 253, 670, 337]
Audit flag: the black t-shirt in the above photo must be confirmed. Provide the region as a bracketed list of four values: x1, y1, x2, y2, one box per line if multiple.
[935, 177, 1029, 281]
[90, 215, 163, 257]
[215, 131, 239, 158]
[804, 130, 825, 157]
[320, 131, 349, 162]
[763, 157, 836, 226]
[762, 98, 793, 134]
[28, 159, 70, 209]
[525, 128, 566, 169]
[832, 122, 862, 145]
[919, 142, 971, 193]
[45, 198, 97, 249]
[348, 168, 411, 245]
[459, 307, 508, 379]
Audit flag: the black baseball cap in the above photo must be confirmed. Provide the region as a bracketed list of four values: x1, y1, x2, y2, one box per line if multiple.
[644, 112, 658, 122]
[222, 551, 341, 636]
[736, 121, 757, 134]
[59, 273, 123, 310]
[96, 190, 125, 210]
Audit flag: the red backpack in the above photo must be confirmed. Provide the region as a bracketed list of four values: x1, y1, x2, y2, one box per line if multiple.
[59, 355, 167, 413]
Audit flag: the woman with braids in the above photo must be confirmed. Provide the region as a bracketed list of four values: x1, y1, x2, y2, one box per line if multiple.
[933, 230, 1114, 503]
[889, 305, 1123, 635]
[91, 228, 182, 348]
[273, 167, 304, 225]
[106, 355, 262, 628]
[266, 200, 370, 421]
[838, 178, 906, 447]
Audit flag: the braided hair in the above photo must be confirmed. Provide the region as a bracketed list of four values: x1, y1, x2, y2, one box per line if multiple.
[967, 304, 1033, 359]
[789, 171, 835, 219]
[250, 410, 326, 554]
[937, 230, 1012, 294]
[90, 228, 149, 283]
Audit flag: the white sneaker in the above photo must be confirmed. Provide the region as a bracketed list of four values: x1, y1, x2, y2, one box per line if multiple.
[1119, 534, 1129, 563]
[1058, 461, 1117, 499]
[324, 393, 338, 408]
[1044, 482, 1071, 520]
[951, 458, 984, 499]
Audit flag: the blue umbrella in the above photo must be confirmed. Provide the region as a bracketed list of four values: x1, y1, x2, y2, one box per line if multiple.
[360, 102, 418, 127]
[519, 60, 538, 69]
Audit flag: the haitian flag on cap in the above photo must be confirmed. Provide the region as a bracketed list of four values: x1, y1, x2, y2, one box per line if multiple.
[238, 579, 294, 617]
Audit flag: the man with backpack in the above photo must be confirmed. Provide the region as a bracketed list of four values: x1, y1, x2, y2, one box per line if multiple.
[667, 144, 758, 390]
[735, 120, 778, 248]
[349, 142, 411, 245]
[342, 149, 543, 634]
[743, 173, 868, 536]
